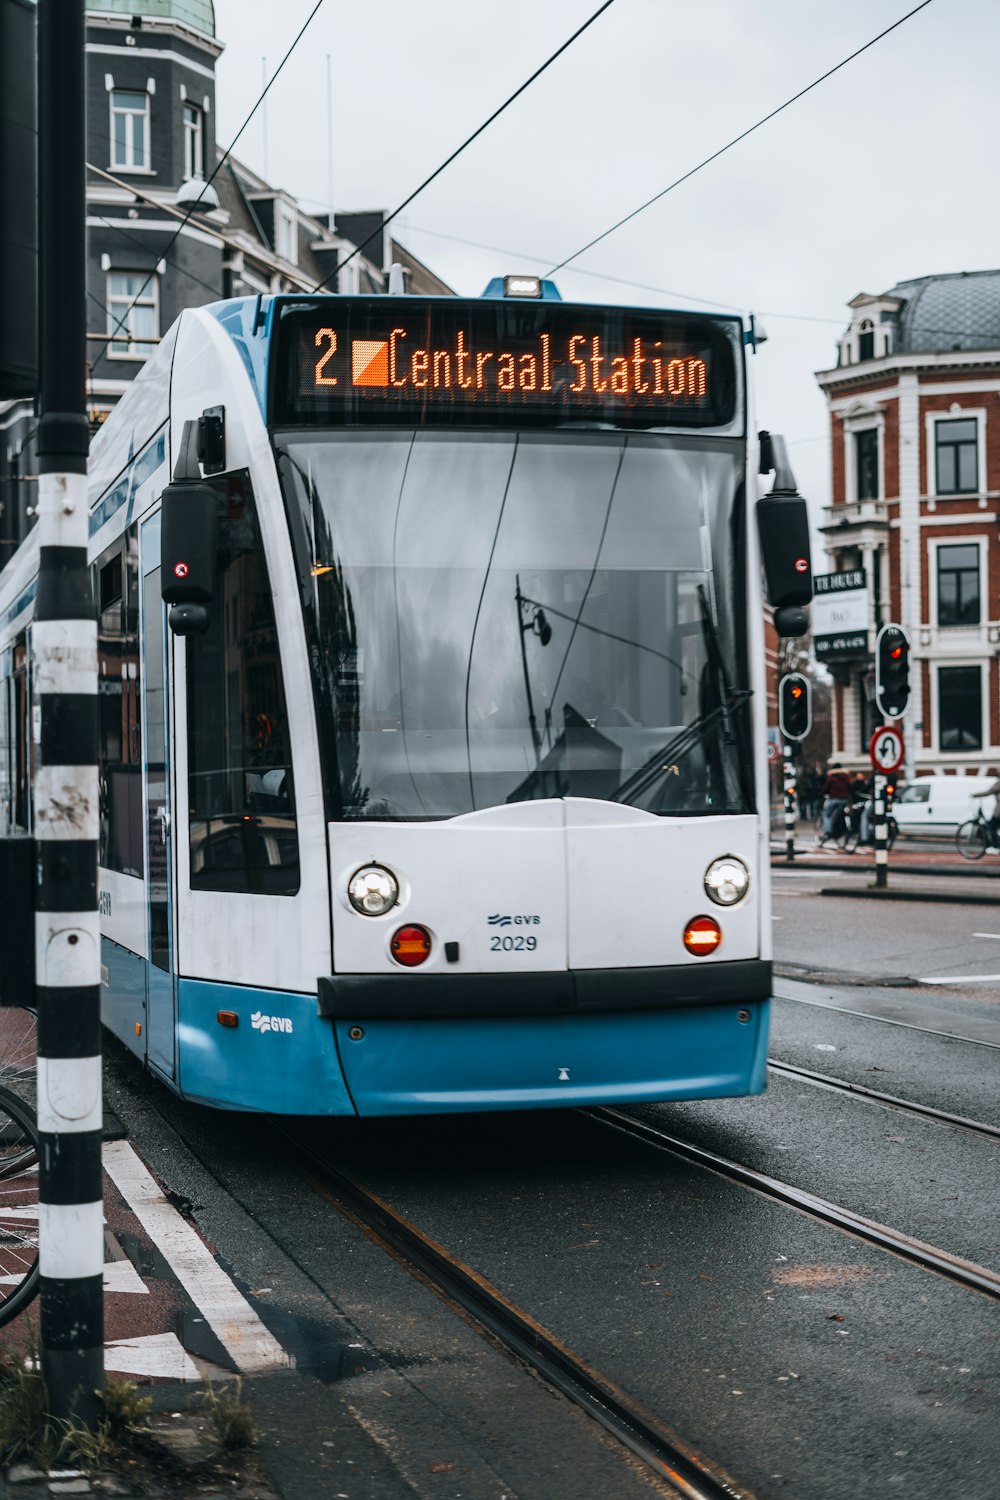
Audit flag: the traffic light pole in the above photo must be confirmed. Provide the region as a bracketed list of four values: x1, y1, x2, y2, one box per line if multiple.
[872, 773, 888, 889]
[35, 0, 104, 1427]
[783, 740, 796, 862]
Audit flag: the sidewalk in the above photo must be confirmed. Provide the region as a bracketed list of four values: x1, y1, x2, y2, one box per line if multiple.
[770, 836, 1000, 876]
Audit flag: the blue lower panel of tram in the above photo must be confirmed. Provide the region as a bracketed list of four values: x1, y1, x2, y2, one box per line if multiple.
[102, 944, 769, 1114]
[333, 1004, 769, 1116]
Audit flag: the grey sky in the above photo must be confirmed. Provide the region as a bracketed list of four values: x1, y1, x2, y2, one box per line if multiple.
[212, 0, 1000, 519]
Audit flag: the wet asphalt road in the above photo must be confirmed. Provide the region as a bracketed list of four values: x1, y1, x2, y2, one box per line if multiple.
[108, 967, 1000, 1500]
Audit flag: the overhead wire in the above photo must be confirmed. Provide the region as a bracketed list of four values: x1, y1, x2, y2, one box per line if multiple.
[545, 0, 936, 276]
[314, 0, 618, 291]
[90, 0, 326, 374]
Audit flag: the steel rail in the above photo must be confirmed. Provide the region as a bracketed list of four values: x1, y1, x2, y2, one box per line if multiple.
[773, 988, 1000, 1051]
[767, 1059, 1000, 1141]
[270, 1123, 752, 1500]
[589, 1108, 1000, 1302]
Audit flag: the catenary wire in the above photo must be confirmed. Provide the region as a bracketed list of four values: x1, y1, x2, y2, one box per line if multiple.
[545, 0, 936, 276]
[314, 0, 618, 291]
[91, 0, 326, 374]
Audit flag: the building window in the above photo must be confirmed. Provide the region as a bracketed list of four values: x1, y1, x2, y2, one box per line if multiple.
[935, 418, 978, 494]
[107, 271, 157, 357]
[858, 320, 874, 362]
[110, 90, 150, 169]
[938, 665, 982, 751]
[855, 429, 879, 500]
[182, 102, 203, 180]
[275, 205, 298, 265]
[937, 543, 981, 627]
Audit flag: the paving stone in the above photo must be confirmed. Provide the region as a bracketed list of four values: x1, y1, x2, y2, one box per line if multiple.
[6, 1468, 46, 1487]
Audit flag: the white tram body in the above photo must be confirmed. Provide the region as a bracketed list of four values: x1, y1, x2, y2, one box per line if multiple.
[0, 282, 792, 1115]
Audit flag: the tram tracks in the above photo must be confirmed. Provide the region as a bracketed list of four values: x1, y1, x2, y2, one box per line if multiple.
[588, 1107, 1000, 1302]
[766, 1058, 1000, 1141]
[271, 1121, 752, 1500]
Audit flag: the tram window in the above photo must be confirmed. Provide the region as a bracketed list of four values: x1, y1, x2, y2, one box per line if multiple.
[186, 471, 299, 895]
[96, 529, 143, 877]
[11, 634, 30, 834]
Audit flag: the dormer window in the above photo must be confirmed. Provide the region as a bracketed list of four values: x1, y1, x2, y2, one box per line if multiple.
[183, 103, 204, 180]
[276, 204, 298, 265]
[858, 320, 874, 362]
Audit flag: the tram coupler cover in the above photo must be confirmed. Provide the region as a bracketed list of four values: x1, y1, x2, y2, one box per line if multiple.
[161, 479, 218, 604]
[0, 838, 35, 1007]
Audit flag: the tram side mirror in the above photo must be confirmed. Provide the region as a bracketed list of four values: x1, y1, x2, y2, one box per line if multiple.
[161, 479, 218, 632]
[757, 431, 812, 639]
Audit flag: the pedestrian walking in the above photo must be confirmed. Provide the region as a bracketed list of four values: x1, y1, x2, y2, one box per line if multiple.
[820, 762, 852, 839]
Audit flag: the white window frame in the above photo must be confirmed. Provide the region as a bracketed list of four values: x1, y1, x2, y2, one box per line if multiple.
[842, 411, 884, 504]
[109, 89, 151, 171]
[933, 659, 988, 755]
[106, 271, 159, 361]
[182, 101, 203, 181]
[928, 534, 987, 631]
[275, 203, 298, 266]
[925, 407, 987, 498]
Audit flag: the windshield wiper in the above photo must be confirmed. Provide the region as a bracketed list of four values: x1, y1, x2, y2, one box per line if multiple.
[609, 690, 753, 807]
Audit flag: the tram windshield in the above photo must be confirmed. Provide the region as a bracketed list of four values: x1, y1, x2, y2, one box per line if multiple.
[273, 430, 753, 820]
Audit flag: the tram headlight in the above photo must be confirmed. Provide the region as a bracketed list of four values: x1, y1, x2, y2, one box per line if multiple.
[704, 856, 750, 907]
[348, 864, 399, 916]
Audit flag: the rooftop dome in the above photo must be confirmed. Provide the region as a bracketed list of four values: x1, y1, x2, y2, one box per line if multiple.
[889, 269, 1000, 354]
[89, 1, 215, 37]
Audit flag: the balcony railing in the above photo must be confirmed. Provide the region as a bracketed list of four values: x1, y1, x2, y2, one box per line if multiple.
[820, 497, 889, 532]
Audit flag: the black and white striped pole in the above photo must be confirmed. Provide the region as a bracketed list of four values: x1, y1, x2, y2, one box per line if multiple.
[782, 740, 797, 863]
[34, 0, 104, 1426]
[872, 772, 889, 889]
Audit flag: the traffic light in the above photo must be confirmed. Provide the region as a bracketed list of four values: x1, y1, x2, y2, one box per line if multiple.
[778, 672, 811, 741]
[875, 624, 909, 720]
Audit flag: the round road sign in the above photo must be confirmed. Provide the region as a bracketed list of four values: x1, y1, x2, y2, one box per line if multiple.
[869, 726, 904, 773]
[767, 740, 780, 762]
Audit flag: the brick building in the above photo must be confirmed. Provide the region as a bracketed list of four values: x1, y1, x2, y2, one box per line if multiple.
[0, 0, 452, 568]
[815, 269, 1000, 778]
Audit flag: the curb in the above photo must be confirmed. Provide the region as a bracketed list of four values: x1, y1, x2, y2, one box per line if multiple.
[818, 886, 1000, 906]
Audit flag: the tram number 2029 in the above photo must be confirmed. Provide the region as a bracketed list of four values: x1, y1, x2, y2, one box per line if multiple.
[490, 935, 538, 952]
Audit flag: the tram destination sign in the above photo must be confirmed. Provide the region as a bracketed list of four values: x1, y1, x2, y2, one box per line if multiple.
[271, 298, 738, 430]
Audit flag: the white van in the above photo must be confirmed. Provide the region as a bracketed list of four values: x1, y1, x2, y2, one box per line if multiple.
[893, 775, 995, 839]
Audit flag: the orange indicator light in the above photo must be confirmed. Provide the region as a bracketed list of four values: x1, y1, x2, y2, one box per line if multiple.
[683, 916, 722, 956]
[217, 1011, 239, 1028]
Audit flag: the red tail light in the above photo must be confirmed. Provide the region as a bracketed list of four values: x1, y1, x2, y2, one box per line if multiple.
[683, 916, 722, 956]
[391, 924, 432, 967]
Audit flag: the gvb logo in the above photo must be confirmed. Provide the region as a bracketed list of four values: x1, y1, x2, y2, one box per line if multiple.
[251, 1011, 293, 1035]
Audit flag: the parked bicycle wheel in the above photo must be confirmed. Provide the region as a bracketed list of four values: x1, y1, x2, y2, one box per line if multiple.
[0, 1008, 36, 1110]
[842, 818, 860, 854]
[886, 815, 899, 851]
[0, 1083, 40, 1326]
[956, 818, 988, 861]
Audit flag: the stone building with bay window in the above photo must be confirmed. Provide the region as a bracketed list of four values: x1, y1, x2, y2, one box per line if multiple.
[815, 269, 1000, 778]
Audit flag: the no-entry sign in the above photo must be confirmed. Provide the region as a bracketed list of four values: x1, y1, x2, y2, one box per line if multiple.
[869, 726, 904, 773]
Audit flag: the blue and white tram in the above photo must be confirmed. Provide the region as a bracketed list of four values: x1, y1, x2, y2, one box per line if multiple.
[0, 278, 811, 1114]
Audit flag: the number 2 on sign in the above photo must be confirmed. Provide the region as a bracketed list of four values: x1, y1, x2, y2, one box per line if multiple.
[314, 328, 337, 386]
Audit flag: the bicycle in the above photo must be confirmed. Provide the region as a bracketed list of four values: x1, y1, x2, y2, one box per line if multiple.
[817, 799, 855, 852]
[956, 808, 995, 861]
[0, 1081, 40, 1326]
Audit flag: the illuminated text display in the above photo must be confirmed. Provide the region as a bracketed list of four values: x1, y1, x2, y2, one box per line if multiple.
[273, 301, 739, 430]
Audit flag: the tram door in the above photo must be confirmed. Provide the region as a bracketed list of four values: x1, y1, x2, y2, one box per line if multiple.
[140, 513, 176, 1079]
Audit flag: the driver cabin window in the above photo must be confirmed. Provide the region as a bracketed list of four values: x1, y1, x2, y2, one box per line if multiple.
[186, 472, 299, 893]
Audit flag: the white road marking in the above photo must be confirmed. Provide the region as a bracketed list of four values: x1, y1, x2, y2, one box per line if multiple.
[102, 1140, 291, 1374]
[772, 870, 852, 879]
[920, 973, 1000, 986]
[972, 933, 1000, 941]
[103, 1257, 148, 1295]
[104, 1333, 200, 1381]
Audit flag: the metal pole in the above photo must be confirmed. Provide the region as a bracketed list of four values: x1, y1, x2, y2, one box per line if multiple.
[783, 740, 796, 862]
[35, 0, 103, 1427]
[873, 772, 888, 890]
